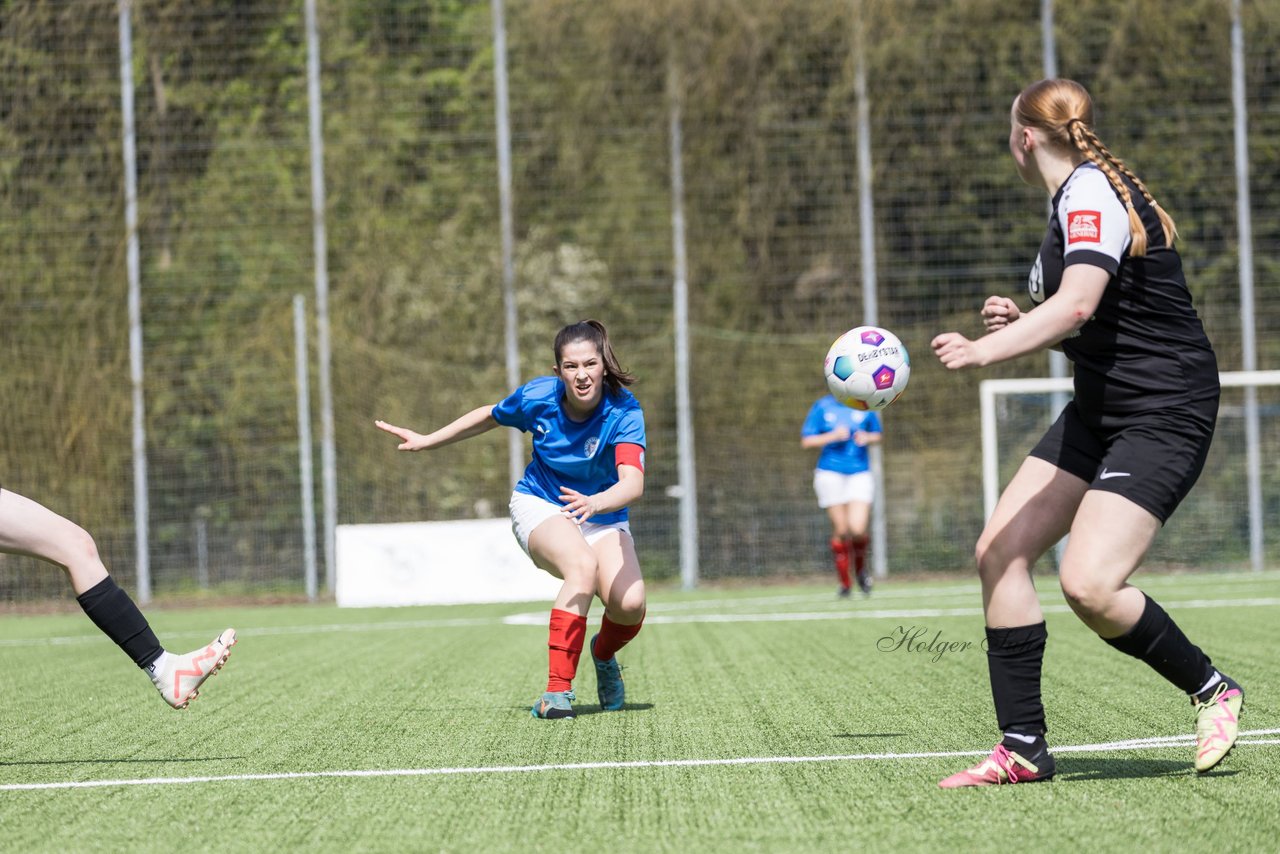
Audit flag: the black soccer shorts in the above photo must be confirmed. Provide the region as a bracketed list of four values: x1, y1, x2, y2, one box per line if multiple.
[1029, 398, 1218, 524]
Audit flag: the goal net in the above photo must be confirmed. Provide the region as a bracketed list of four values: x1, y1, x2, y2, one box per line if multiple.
[980, 371, 1280, 572]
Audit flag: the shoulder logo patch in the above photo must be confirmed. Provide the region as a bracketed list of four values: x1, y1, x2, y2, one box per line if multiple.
[1067, 210, 1102, 244]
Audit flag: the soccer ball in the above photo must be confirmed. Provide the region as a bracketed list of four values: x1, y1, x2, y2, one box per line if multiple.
[823, 326, 911, 411]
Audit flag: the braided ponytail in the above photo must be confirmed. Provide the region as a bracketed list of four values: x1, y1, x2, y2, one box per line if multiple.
[1017, 79, 1178, 257]
[1067, 119, 1177, 256]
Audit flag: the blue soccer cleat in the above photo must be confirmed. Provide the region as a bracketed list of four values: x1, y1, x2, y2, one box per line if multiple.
[531, 690, 576, 720]
[590, 634, 626, 711]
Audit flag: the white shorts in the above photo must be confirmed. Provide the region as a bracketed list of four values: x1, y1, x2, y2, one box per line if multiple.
[508, 491, 631, 555]
[813, 470, 875, 509]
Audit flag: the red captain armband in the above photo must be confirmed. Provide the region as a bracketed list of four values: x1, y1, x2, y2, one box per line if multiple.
[615, 443, 645, 472]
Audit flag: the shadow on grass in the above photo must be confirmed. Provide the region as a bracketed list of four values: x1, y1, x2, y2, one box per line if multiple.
[1059, 756, 1235, 781]
[514, 703, 655, 716]
[0, 756, 245, 767]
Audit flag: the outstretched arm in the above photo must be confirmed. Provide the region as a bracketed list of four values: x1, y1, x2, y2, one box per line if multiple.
[374, 405, 498, 451]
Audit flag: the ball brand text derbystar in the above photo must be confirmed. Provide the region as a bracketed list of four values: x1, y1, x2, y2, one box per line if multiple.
[857, 346, 899, 363]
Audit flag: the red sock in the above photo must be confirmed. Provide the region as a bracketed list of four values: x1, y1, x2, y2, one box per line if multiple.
[546, 608, 587, 693]
[830, 538, 851, 589]
[592, 613, 644, 661]
[851, 534, 869, 577]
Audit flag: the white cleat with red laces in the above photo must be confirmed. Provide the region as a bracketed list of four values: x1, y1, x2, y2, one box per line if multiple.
[154, 628, 237, 709]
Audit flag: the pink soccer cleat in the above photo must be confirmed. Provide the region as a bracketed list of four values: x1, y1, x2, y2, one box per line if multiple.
[1194, 680, 1244, 773]
[938, 742, 1055, 788]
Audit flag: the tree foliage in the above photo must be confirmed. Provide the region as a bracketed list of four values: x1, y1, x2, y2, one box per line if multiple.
[3, 0, 1278, 589]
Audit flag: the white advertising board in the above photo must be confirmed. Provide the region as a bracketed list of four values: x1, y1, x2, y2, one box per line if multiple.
[336, 519, 560, 607]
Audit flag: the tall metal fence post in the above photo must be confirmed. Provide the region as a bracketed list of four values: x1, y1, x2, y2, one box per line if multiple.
[295, 295, 319, 600]
[117, 0, 150, 602]
[668, 57, 699, 591]
[853, 3, 888, 579]
[304, 0, 337, 592]
[491, 0, 523, 489]
[1231, 0, 1263, 571]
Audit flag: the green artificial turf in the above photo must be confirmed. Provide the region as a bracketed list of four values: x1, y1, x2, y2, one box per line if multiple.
[1, 571, 1277, 852]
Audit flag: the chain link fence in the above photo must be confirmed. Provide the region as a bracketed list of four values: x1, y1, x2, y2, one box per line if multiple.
[3, 0, 1279, 601]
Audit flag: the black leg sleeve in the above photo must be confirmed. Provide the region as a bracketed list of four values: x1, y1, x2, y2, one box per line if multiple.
[76, 576, 164, 669]
[986, 622, 1049, 737]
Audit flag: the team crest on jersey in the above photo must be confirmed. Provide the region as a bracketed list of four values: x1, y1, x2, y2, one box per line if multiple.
[583, 436, 600, 457]
[1027, 254, 1044, 304]
[1067, 210, 1101, 244]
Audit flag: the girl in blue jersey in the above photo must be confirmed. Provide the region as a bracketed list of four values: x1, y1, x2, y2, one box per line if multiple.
[932, 79, 1242, 786]
[375, 320, 646, 720]
[800, 394, 881, 596]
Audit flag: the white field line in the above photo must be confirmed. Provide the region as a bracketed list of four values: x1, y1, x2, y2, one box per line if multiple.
[644, 589, 982, 614]
[3, 594, 1278, 647]
[4, 729, 1279, 793]
[577, 574, 1280, 621]
[503, 597, 1280, 625]
[0, 617, 500, 648]
[647, 570, 1280, 613]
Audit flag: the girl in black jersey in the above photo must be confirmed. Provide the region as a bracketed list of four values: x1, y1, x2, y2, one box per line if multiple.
[931, 79, 1243, 787]
[0, 486, 235, 709]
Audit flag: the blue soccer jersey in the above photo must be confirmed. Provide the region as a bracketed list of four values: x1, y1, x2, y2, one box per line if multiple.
[492, 375, 646, 524]
[801, 395, 882, 474]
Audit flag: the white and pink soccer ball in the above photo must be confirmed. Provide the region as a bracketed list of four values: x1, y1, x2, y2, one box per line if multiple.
[823, 326, 910, 411]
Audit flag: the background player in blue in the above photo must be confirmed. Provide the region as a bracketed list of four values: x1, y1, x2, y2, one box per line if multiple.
[931, 79, 1242, 786]
[375, 320, 647, 720]
[800, 394, 881, 596]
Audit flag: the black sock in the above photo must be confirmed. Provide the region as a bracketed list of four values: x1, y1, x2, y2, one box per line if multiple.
[76, 576, 164, 669]
[986, 622, 1048, 741]
[1000, 731, 1049, 757]
[1102, 594, 1214, 695]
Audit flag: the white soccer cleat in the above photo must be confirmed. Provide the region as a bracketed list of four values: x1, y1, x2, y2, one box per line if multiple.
[155, 628, 237, 709]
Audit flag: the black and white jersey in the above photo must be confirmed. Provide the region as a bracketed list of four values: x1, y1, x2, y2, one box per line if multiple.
[1028, 163, 1218, 417]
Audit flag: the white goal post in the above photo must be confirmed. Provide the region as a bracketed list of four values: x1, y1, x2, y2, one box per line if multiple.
[980, 370, 1280, 571]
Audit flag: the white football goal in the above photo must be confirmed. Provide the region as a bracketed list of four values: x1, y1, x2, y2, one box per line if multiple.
[980, 370, 1280, 572]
